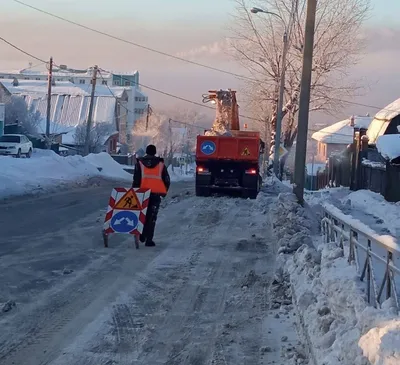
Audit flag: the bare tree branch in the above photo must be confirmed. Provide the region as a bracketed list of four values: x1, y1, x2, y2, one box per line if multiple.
[228, 0, 370, 165]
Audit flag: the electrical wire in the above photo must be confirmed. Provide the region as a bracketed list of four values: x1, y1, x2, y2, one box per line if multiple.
[0, 36, 48, 63]
[12, 0, 256, 82]
[99, 70, 392, 139]
[9, 0, 396, 125]
[0, 37, 392, 140]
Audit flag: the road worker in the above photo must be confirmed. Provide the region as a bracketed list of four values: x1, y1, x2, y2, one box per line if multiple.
[132, 144, 170, 247]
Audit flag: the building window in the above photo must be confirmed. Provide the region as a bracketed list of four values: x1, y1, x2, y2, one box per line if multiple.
[114, 81, 120, 86]
[135, 97, 139, 101]
[24, 77, 30, 80]
[0, 76, 3, 79]
[125, 81, 130, 86]
[102, 80, 108, 85]
[80, 79, 85, 84]
[36, 77, 41, 80]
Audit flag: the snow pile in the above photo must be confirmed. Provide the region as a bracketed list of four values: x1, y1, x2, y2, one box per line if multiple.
[269, 191, 400, 365]
[376, 134, 400, 161]
[205, 89, 235, 136]
[305, 188, 400, 238]
[0, 150, 132, 199]
[84, 152, 132, 180]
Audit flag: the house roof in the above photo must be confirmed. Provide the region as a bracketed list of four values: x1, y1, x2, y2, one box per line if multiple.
[0, 79, 121, 132]
[366, 97, 400, 144]
[373, 97, 400, 122]
[0, 68, 138, 79]
[0, 79, 127, 98]
[312, 116, 373, 144]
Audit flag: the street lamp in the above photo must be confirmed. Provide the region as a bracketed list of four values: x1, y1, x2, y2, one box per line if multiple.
[250, 7, 288, 180]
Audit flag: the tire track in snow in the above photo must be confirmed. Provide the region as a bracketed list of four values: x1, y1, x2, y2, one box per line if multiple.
[0, 193, 194, 365]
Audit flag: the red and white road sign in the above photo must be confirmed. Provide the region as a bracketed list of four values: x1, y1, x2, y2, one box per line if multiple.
[103, 188, 151, 235]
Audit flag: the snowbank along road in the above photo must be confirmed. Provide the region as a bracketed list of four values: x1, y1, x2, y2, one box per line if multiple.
[0, 181, 304, 365]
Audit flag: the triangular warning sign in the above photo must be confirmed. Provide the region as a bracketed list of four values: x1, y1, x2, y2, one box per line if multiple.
[241, 147, 250, 156]
[114, 189, 142, 211]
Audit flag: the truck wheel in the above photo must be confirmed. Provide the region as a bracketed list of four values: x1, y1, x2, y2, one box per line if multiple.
[248, 190, 258, 199]
[196, 187, 210, 197]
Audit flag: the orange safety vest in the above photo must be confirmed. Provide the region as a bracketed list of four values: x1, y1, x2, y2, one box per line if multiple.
[139, 161, 167, 194]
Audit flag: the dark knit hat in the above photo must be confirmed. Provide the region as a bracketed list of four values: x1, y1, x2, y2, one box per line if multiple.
[146, 144, 157, 156]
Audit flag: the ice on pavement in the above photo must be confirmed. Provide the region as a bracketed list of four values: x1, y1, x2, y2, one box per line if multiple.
[0, 186, 306, 365]
[0, 150, 132, 199]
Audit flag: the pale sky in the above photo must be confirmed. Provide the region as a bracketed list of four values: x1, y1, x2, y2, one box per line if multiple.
[1, 0, 399, 122]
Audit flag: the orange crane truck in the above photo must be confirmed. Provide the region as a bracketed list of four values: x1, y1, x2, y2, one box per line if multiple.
[195, 89, 264, 199]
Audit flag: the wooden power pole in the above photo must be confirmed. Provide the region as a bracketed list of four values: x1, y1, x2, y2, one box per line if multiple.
[83, 65, 98, 156]
[145, 104, 151, 131]
[45, 57, 53, 148]
[292, 0, 317, 204]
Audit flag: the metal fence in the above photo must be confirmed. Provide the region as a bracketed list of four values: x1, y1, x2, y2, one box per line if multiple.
[321, 204, 400, 312]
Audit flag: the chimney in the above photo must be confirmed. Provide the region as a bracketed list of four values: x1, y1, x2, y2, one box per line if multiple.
[12, 78, 19, 87]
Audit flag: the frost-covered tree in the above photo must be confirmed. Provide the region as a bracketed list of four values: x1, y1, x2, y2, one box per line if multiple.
[230, 0, 370, 165]
[4, 96, 41, 135]
[73, 122, 115, 153]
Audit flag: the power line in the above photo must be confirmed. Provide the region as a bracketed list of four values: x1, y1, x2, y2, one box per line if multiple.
[0, 37, 392, 140]
[2, 26, 397, 124]
[8, 1, 398, 125]
[0, 36, 48, 63]
[101, 70, 396, 136]
[12, 0, 256, 82]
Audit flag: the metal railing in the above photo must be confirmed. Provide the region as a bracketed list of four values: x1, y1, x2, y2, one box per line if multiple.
[321, 203, 400, 312]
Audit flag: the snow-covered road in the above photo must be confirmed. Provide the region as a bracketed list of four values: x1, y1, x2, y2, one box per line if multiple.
[0, 183, 302, 365]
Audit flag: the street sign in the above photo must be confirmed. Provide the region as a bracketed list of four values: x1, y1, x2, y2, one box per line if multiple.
[200, 140, 216, 155]
[270, 145, 288, 160]
[114, 189, 142, 210]
[103, 188, 150, 239]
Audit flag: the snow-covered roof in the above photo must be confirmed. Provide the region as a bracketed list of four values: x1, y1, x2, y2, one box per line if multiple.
[312, 116, 373, 144]
[366, 98, 400, 144]
[0, 79, 127, 98]
[0, 68, 138, 79]
[61, 127, 118, 145]
[0, 79, 123, 129]
[36, 118, 75, 135]
[374, 97, 400, 122]
[1, 79, 87, 96]
[376, 134, 400, 161]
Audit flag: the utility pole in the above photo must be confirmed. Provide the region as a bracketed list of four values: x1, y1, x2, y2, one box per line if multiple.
[46, 57, 53, 148]
[292, 0, 317, 204]
[145, 103, 151, 131]
[83, 65, 98, 156]
[273, 31, 288, 179]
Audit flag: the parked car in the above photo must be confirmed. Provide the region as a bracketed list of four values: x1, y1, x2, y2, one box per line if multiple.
[0, 134, 33, 158]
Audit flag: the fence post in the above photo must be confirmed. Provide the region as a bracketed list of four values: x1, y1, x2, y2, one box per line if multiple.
[350, 129, 359, 190]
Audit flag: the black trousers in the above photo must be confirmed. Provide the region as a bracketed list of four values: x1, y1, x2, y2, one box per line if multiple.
[142, 194, 161, 242]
